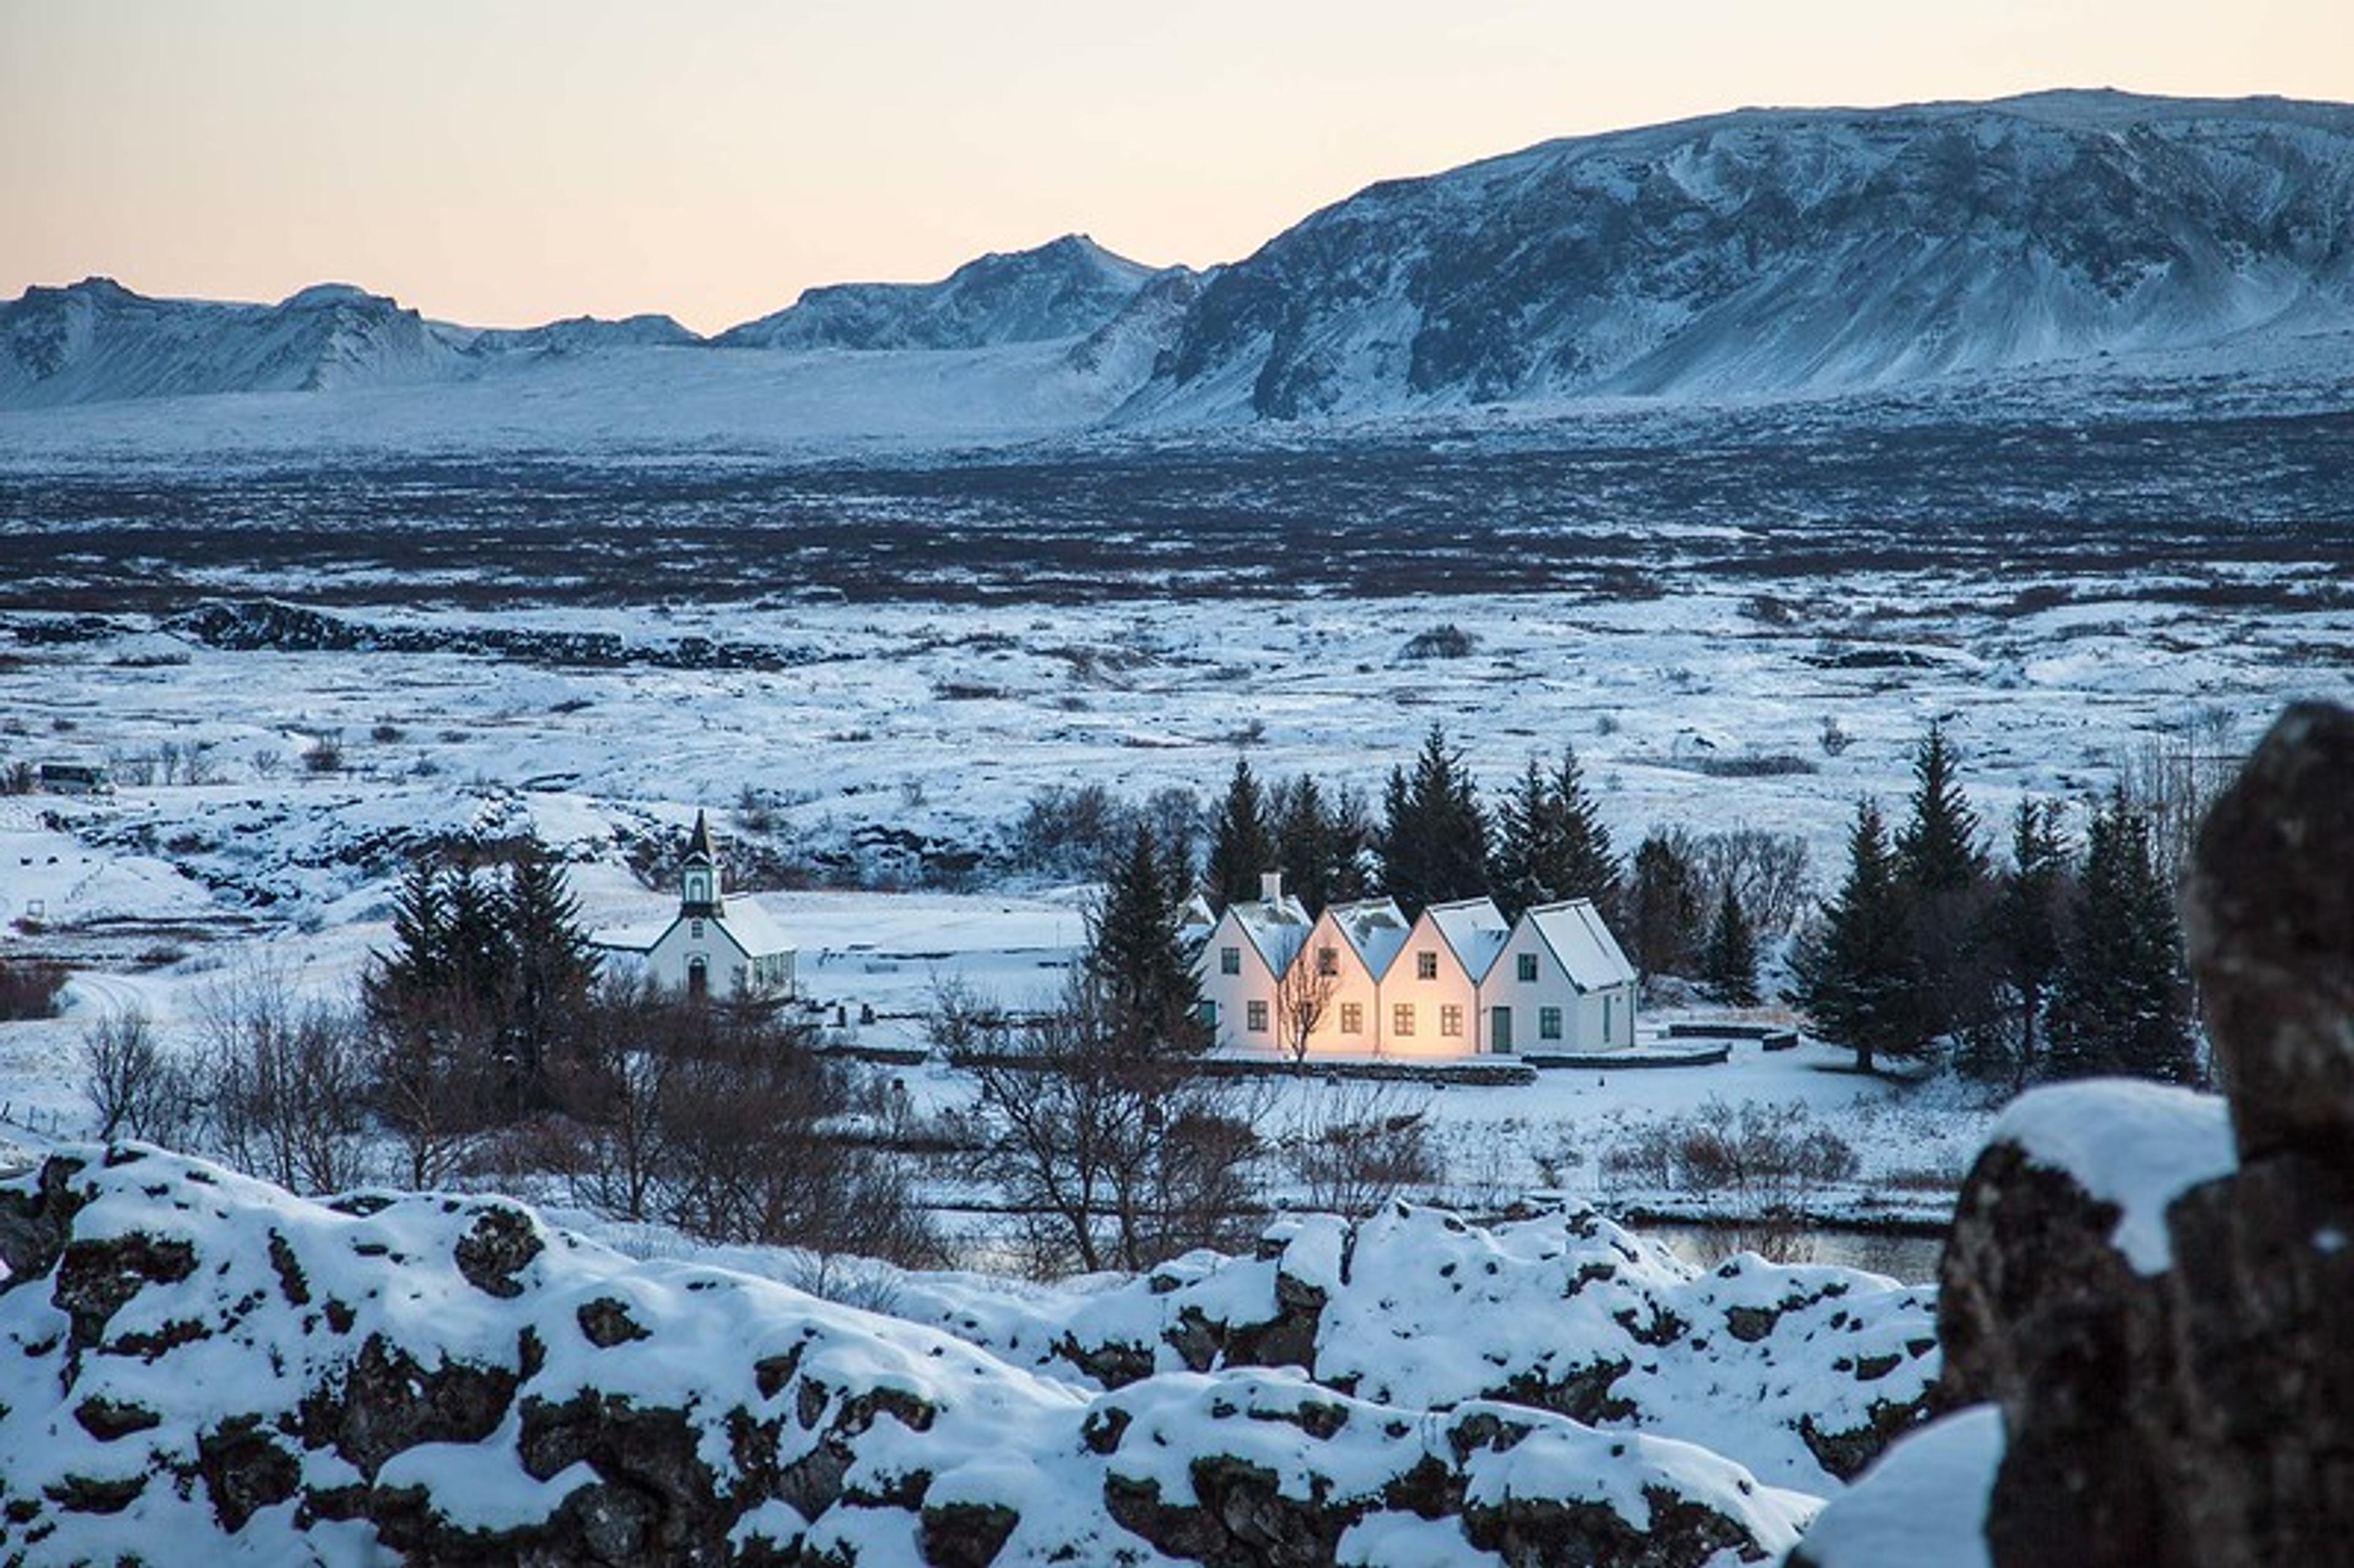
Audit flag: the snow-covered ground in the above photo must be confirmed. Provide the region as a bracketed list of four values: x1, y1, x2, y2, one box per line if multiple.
[2, 566, 2330, 1266]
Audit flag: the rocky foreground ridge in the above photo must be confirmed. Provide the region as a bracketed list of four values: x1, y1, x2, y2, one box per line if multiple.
[0, 1151, 1938, 1564]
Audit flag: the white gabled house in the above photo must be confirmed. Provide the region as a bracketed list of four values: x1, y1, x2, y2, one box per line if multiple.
[1196, 872, 1313, 1051]
[1480, 897, 1637, 1054]
[1387, 897, 1512, 1056]
[1292, 897, 1411, 1057]
[598, 810, 797, 1002]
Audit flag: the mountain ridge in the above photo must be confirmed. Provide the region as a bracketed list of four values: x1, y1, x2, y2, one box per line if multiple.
[6, 89, 2353, 430]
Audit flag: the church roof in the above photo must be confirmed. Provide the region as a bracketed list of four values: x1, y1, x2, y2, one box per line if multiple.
[684, 809, 717, 864]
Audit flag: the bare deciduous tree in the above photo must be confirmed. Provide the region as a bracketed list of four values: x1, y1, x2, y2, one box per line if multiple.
[80, 1007, 195, 1146]
[1281, 1079, 1439, 1217]
[194, 965, 372, 1195]
[967, 972, 1262, 1274]
[1274, 947, 1340, 1070]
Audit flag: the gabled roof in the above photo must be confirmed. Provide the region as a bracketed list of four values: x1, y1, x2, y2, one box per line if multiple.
[709, 896, 795, 957]
[1523, 899, 1637, 991]
[1422, 897, 1511, 982]
[1211, 894, 1314, 976]
[1320, 898, 1411, 979]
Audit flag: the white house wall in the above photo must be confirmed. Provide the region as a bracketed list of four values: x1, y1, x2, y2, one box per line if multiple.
[1295, 913, 1387, 1059]
[1372, 924, 1484, 1059]
[1482, 924, 1636, 1054]
[1200, 915, 1283, 1051]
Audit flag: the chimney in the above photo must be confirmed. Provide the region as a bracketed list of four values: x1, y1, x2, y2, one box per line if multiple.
[1260, 870, 1284, 905]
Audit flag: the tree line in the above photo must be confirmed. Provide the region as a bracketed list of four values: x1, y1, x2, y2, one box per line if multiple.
[1792, 725, 2200, 1083]
[1196, 724, 1803, 1008]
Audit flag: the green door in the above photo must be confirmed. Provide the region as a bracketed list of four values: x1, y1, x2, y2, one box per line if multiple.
[1490, 1006, 1512, 1053]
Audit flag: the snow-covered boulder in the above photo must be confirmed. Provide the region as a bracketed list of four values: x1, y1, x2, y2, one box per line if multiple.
[0, 1146, 1817, 1564]
[900, 1202, 1939, 1493]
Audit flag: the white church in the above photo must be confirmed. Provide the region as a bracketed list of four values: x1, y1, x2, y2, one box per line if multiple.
[596, 811, 797, 1001]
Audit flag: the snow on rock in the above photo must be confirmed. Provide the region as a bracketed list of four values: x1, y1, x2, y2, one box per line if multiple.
[895, 1203, 1941, 1493]
[0, 1146, 1821, 1564]
[1785, 1406, 2003, 1568]
[1986, 1081, 2237, 1274]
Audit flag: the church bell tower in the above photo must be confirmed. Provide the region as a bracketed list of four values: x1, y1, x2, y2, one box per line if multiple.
[679, 809, 725, 918]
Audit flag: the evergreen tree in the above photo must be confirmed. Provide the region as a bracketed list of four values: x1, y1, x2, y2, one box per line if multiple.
[2047, 791, 2195, 1083]
[365, 855, 451, 1035]
[1377, 723, 1490, 916]
[1987, 798, 2070, 1086]
[1089, 823, 1205, 1056]
[1550, 745, 1621, 922]
[1895, 722, 1989, 894]
[1699, 883, 1761, 1007]
[1271, 775, 1344, 913]
[1488, 758, 1559, 923]
[1203, 758, 1276, 910]
[1894, 722, 1994, 1045]
[1628, 829, 1704, 986]
[443, 859, 513, 1027]
[1791, 799, 1927, 1073]
[503, 844, 601, 1082]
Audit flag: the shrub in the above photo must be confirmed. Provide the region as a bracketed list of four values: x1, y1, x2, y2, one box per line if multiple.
[1401, 623, 1477, 660]
[0, 957, 69, 1019]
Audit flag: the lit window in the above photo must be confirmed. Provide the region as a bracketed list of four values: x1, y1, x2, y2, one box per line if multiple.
[1221, 946, 1242, 975]
[1518, 953, 1539, 983]
[1540, 1007, 1563, 1041]
[1341, 1002, 1363, 1034]
[1417, 950, 1438, 980]
[1247, 1000, 1270, 1033]
[1441, 1004, 1463, 1037]
[1393, 1003, 1415, 1037]
[1316, 945, 1338, 976]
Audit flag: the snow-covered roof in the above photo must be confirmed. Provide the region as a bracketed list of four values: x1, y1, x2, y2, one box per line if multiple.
[1217, 894, 1314, 975]
[1322, 898, 1411, 978]
[1423, 897, 1510, 982]
[591, 919, 673, 954]
[1525, 899, 1636, 991]
[710, 896, 795, 957]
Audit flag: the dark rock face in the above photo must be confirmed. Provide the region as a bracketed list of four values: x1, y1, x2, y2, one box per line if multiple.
[2184, 701, 2354, 1164]
[1913, 701, 2354, 1568]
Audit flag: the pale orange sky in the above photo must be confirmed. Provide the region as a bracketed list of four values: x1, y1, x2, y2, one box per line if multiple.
[2, 1, 2345, 335]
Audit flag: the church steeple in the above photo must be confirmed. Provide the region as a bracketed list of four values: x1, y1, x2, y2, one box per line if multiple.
[679, 809, 725, 918]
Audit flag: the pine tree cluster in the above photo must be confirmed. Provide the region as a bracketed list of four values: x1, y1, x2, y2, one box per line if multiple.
[364, 844, 601, 1102]
[1792, 724, 2198, 1083]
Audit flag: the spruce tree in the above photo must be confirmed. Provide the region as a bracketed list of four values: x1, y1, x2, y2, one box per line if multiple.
[443, 860, 512, 1029]
[1203, 758, 1276, 910]
[1791, 799, 1927, 1073]
[1272, 775, 1341, 913]
[1628, 829, 1704, 986]
[1896, 722, 1989, 894]
[1894, 722, 1994, 1045]
[2047, 791, 2195, 1083]
[1550, 745, 1621, 921]
[1989, 798, 2070, 1086]
[1700, 883, 1761, 1007]
[1488, 758, 1558, 923]
[1378, 723, 1489, 916]
[365, 854, 451, 1037]
[503, 844, 600, 1082]
[1089, 822, 1205, 1056]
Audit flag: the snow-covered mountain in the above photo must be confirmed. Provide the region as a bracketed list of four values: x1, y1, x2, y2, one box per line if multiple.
[0, 279, 473, 408]
[715, 233, 1170, 351]
[1127, 89, 2354, 421]
[460, 312, 703, 354]
[6, 92, 2353, 432]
